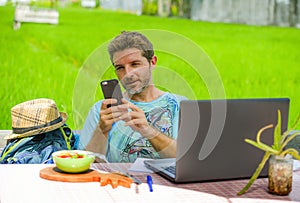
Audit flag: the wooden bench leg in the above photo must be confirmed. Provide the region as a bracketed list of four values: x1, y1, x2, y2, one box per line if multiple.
[13, 20, 21, 30]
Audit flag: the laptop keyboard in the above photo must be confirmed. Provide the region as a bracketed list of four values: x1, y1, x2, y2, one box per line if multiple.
[163, 165, 176, 175]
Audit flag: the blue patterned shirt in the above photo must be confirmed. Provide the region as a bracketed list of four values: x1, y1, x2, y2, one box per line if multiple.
[79, 92, 187, 163]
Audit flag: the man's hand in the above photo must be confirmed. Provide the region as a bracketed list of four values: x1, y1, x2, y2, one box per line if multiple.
[99, 98, 128, 136]
[115, 99, 154, 138]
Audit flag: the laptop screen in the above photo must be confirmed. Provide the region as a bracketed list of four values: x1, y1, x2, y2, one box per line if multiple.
[174, 98, 290, 182]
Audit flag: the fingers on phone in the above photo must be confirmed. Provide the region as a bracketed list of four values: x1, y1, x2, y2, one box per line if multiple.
[102, 99, 118, 108]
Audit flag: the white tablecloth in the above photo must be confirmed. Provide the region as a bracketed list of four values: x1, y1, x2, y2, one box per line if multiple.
[0, 164, 228, 203]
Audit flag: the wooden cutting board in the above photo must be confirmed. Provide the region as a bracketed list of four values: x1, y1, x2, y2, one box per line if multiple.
[39, 166, 133, 188]
[40, 166, 101, 182]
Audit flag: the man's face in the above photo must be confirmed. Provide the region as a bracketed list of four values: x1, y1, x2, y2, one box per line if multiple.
[113, 48, 156, 95]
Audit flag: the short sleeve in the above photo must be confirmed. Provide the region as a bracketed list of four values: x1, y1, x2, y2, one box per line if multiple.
[77, 101, 102, 149]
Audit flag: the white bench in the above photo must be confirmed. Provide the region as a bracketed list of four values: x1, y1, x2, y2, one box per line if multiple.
[81, 0, 96, 8]
[13, 5, 59, 30]
[0, 130, 11, 154]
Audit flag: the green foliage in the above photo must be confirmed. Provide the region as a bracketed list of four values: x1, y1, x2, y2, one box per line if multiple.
[142, 0, 158, 15]
[237, 110, 300, 195]
[20, 0, 59, 8]
[243, 111, 300, 157]
[170, 4, 178, 16]
[170, 0, 183, 17]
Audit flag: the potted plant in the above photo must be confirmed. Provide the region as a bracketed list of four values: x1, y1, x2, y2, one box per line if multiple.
[237, 110, 300, 196]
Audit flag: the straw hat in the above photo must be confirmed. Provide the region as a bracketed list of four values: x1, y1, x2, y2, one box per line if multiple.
[4, 98, 68, 140]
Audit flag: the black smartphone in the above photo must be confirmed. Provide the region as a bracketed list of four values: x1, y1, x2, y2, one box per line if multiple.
[100, 79, 123, 107]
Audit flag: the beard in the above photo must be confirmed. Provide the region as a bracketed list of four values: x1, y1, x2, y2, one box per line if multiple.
[124, 76, 151, 95]
[121, 65, 152, 95]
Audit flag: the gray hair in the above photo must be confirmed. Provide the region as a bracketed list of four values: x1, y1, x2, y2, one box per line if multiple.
[108, 31, 154, 63]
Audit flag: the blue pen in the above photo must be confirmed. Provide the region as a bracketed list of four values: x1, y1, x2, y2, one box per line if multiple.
[147, 175, 153, 192]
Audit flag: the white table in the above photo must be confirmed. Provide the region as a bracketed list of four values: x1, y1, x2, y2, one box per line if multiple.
[0, 164, 227, 203]
[0, 164, 299, 203]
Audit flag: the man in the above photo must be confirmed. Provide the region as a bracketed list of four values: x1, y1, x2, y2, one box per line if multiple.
[79, 31, 186, 162]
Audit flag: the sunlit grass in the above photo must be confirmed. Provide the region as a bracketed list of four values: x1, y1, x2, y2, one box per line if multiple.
[0, 5, 300, 130]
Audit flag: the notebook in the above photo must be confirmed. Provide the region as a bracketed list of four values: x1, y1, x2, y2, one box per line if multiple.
[144, 98, 290, 183]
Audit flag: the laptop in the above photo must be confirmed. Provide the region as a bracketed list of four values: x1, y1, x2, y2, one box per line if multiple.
[144, 98, 290, 183]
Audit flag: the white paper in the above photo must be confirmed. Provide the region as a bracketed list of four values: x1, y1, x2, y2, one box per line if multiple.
[293, 159, 300, 171]
[128, 158, 154, 173]
[93, 152, 109, 163]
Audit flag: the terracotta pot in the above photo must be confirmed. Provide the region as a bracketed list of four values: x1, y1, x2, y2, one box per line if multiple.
[268, 155, 293, 195]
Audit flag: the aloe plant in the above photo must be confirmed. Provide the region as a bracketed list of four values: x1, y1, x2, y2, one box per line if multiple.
[237, 109, 300, 195]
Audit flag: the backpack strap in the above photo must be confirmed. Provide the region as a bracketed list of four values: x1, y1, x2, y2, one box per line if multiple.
[59, 126, 73, 150]
[0, 137, 32, 163]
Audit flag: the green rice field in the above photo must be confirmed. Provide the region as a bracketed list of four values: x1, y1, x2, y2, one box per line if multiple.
[1, 4, 300, 130]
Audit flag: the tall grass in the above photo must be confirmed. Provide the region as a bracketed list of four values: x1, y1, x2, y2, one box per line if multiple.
[1, 5, 300, 130]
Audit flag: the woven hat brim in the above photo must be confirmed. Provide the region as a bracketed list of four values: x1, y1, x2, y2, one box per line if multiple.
[4, 112, 68, 140]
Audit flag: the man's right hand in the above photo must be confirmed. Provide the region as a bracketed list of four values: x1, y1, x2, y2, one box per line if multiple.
[99, 98, 126, 136]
